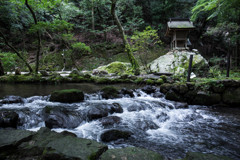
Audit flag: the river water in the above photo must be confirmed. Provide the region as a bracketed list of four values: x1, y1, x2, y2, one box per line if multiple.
[0, 83, 239, 159]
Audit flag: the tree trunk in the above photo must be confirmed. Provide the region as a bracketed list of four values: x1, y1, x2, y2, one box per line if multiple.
[110, 0, 139, 74]
[92, 0, 95, 31]
[0, 59, 4, 76]
[25, 0, 41, 74]
[0, 31, 33, 73]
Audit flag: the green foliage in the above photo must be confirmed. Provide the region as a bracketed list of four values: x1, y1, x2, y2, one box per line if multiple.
[0, 52, 23, 71]
[29, 20, 73, 34]
[192, 0, 240, 23]
[130, 26, 162, 73]
[72, 42, 91, 55]
[209, 66, 222, 78]
[205, 22, 240, 46]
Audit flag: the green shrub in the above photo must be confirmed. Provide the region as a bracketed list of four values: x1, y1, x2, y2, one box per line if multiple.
[71, 42, 91, 58]
[0, 52, 24, 71]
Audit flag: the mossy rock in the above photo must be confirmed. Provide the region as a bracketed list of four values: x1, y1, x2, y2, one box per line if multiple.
[0, 128, 108, 160]
[145, 79, 155, 85]
[165, 90, 183, 102]
[193, 91, 221, 106]
[160, 83, 173, 94]
[100, 147, 164, 160]
[97, 61, 133, 75]
[49, 89, 84, 103]
[101, 86, 119, 99]
[222, 87, 240, 106]
[183, 152, 232, 160]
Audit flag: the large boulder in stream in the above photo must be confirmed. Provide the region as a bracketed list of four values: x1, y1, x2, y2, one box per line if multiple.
[49, 89, 84, 103]
[0, 127, 108, 160]
[0, 110, 19, 128]
[100, 147, 164, 160]
[43, 106, 83, 129]
[149, 50, 208, 76]
[101, 86, 120, 99]
[87, 103, 123, 120]
[100, 129, 132, 142]
[99, 116, 122, 127]
[0, 95, 24, 104]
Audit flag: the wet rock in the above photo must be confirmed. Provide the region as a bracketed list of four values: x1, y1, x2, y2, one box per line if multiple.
[160, 83, 172, 94]
[173, 102, 188, 109]
[156, 112, 169, 122]
[0, 129, 34, 149]
[87, 103, 123, 120]
[165, 90, 183, 102]
[49, 89, 84, 103]
[101, 86, 120, 99]
[100, 129, 132, 142]
[193, 91, 221, 106]
[0, 128, 108, 160]
[0, 95, 24, 104]
[61, 131, 77, 137]
[141, 85, 156, 94]
[100, 116, 122, 127]
[0, 110, 19, 128]
[184, 152, 232, 160]
[87, 105, 109, 120]
[127, 102, 146, 112]
[152, 90, 164, 98]
[111, 103, 123, 113]
[222, 87, 240, 106]
[120, 88, 134, 97]
[135, 120, 159, 131]
[184, 90, 198, 103]
[100, 147, 164, 160]
[43, 106, 83, 129]
[172, 83, 189, 94]
[221, 79, 240, 87]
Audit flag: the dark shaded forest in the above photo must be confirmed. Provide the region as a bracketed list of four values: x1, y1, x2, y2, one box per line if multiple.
[0, 0, 239, 75]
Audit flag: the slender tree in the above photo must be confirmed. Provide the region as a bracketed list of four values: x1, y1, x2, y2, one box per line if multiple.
[110, 0, 139, 74]
[25, 0, 41, 74]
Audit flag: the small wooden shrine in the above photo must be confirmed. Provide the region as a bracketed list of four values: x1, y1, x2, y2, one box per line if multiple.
[166, 18, 195, 50]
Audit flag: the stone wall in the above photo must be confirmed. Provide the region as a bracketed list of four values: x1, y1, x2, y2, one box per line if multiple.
[160, 79, 240, 107]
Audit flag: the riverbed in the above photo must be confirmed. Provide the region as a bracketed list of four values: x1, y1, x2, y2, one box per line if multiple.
[0, 83, 239, 159]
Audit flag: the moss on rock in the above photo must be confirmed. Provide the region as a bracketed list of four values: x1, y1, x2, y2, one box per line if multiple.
[97, 61, 133, 75]
[101, 86, 119, 99]
[49, 89, 84, 103]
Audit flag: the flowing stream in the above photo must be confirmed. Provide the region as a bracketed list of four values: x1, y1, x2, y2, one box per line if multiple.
[0, 84, 240, 159]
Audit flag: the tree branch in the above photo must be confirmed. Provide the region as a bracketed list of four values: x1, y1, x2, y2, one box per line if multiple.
[0, 30, 33, 73]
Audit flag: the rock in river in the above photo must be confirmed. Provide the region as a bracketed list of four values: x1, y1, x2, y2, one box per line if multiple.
[0, 110, 19, 128]
[0, 127, 108, 160]
[100, 129, 132, 142]
[49, 89, 84, 103]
